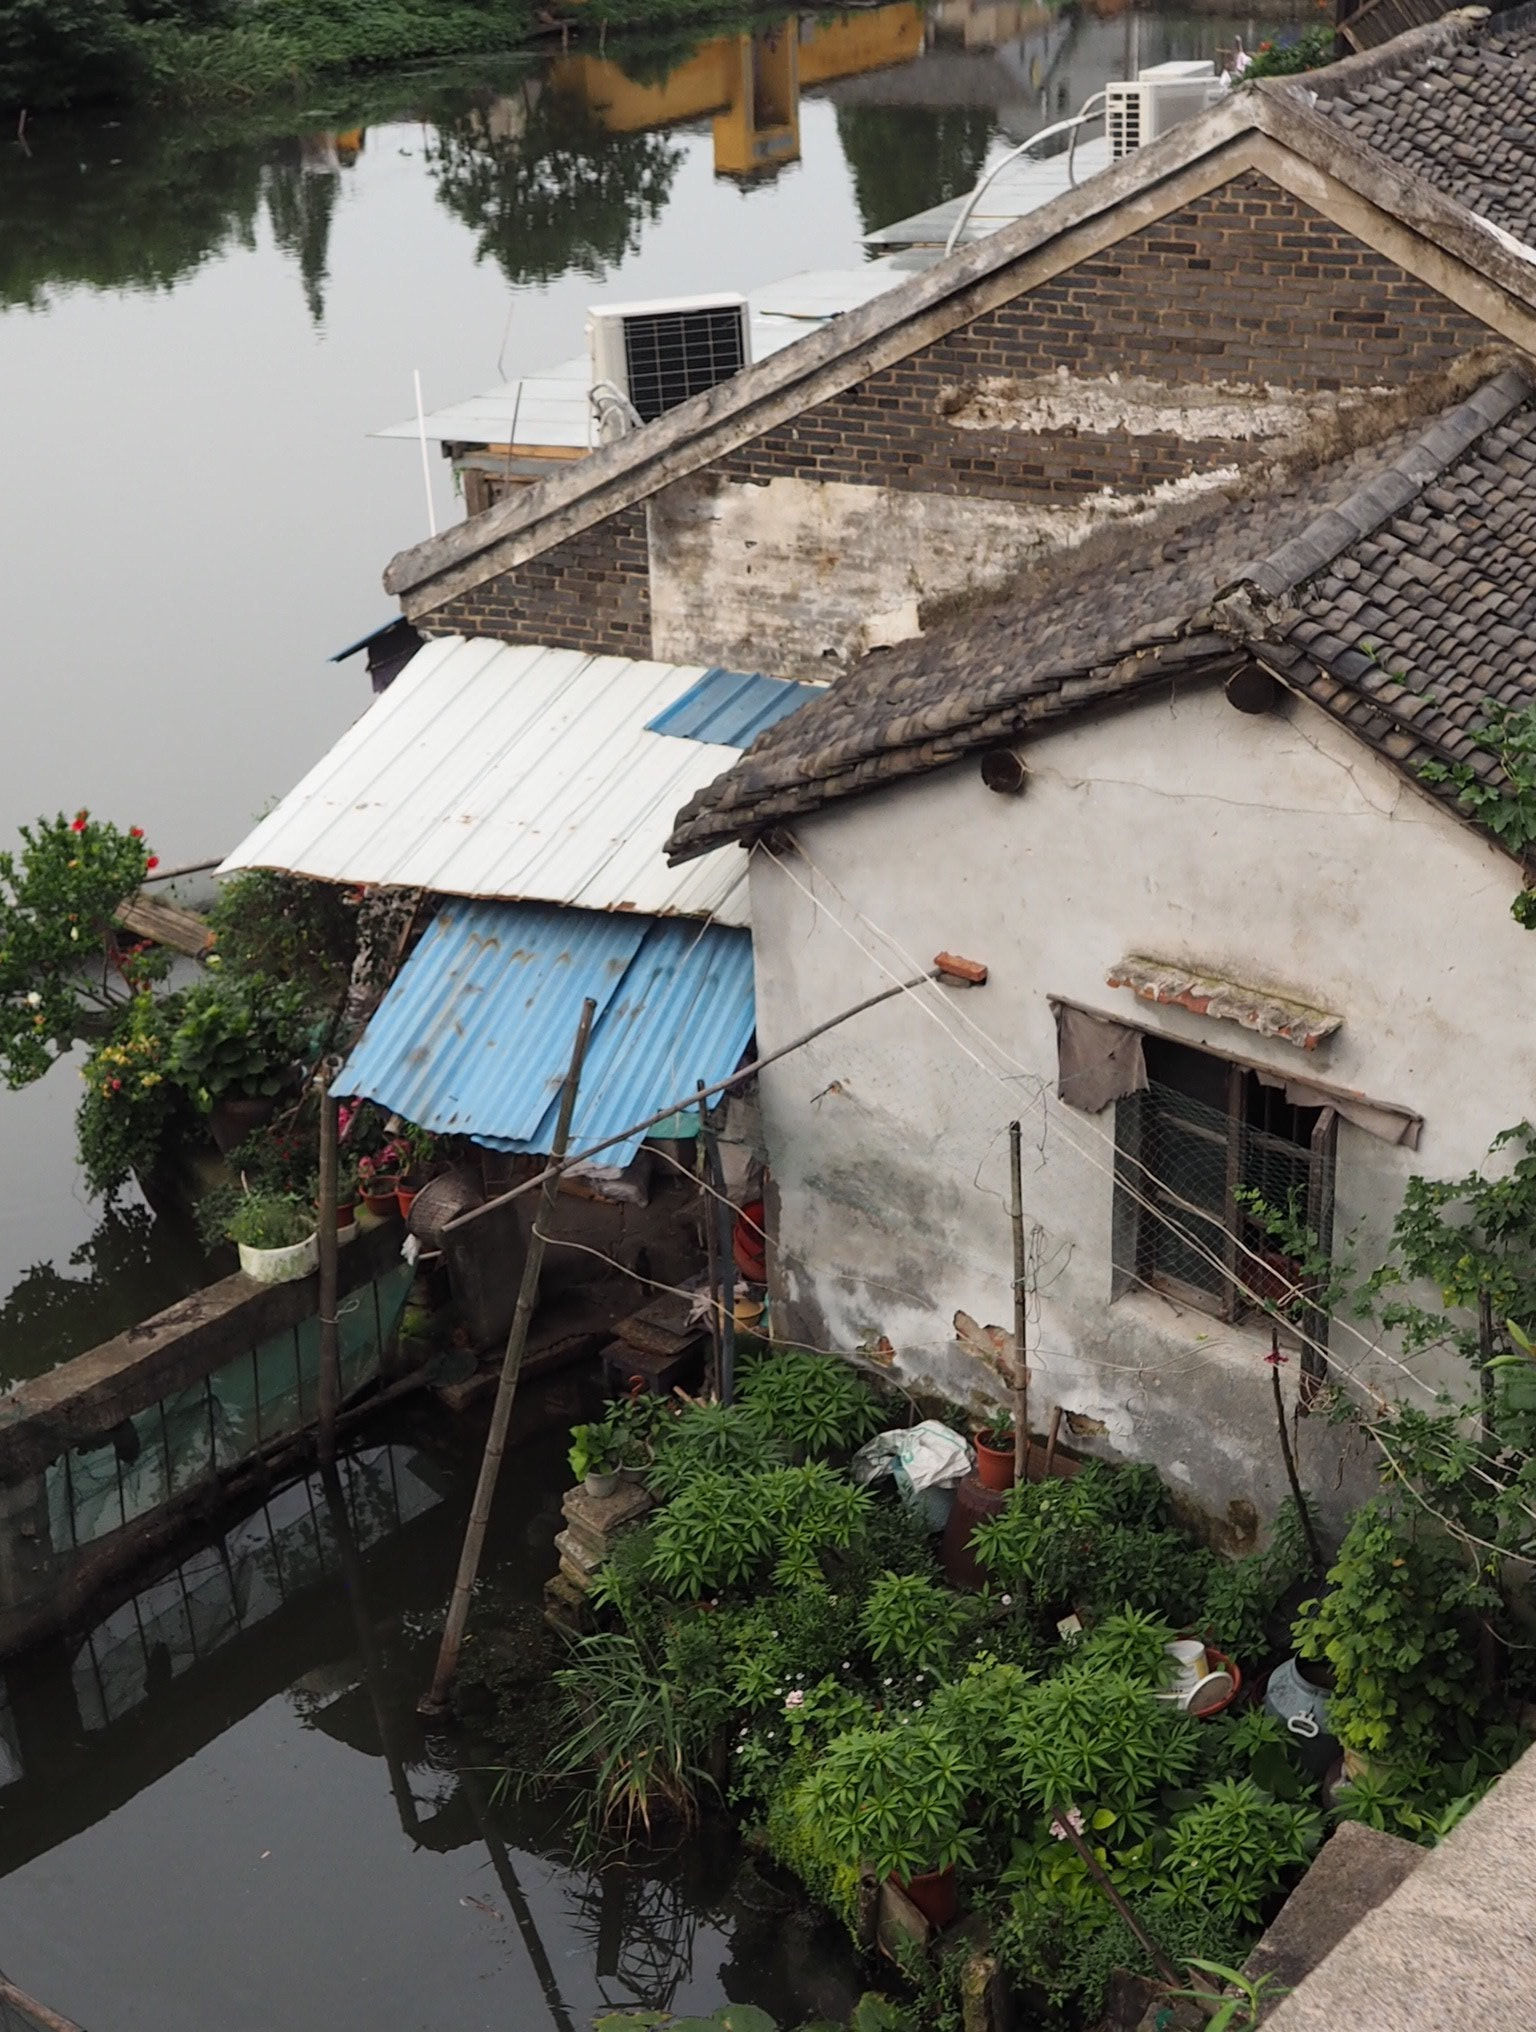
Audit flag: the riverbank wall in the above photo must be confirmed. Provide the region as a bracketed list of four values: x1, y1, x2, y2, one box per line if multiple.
[0, 1220, 413, 1657]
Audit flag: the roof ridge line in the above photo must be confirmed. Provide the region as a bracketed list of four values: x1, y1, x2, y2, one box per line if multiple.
[1285, 7, 1487, 99]
[1209, 365, 1533, 621]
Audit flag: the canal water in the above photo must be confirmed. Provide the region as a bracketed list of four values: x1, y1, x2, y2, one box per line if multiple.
[0, 5, 1300, 2023]
[0, 1386, 867, 2030]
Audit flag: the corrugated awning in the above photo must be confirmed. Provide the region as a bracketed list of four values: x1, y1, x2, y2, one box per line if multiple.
[645, 668, 823, 747]
[336, 899, 754, 1162]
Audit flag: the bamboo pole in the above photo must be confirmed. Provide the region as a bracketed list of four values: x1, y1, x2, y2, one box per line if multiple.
[0, 1979, 87, 2032]
[316, 1068, 340, 1466]
[1009, 1119, 1028, 1483]
[699, 1081, 736, 1406]
[419, 997, 596, 1717]
[696, 1127, 722, 1400]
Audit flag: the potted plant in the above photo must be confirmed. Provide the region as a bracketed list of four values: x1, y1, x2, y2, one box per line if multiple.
[167, 978, 311, 1154]
[358, 1142, 405, 1218]
[323, 1155, 360, 1237]
[396, 1122, 440, 1219]
[227, 1189, 318, 1285]
[973, 1407, 1017, 1492]
[570, 1420, 623, 1499]
[799, 1716, 977, 1931]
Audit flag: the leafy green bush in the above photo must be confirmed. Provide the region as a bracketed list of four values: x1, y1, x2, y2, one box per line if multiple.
[0, 811, 158, 1087]
[1072, 1607, 1177, 1688]
[225, 1188, 313, 1249]
[1161, 1778, 1321, 1923]
[547, 1628, 717, 1840]
[737, 1345, 888, 1456]
[859, 1570, 969, 1679]
[1004, 1670, 1199, 1847]
[798, 1715, 981, 1883]
[168, 975, 312, 1107]
[208, 868, 357, 1005]
[76, 990, 190, 1195]
[645, 1462, 868, 1600]
[645, 1400, 783, 1500]
[1241, 23, 1335, 77]
[1293, 1502, 1488, 1763]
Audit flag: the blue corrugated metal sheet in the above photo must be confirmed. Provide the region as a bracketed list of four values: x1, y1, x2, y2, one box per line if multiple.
[336, 900, 754, 1163]
[645, 668, 821, 747]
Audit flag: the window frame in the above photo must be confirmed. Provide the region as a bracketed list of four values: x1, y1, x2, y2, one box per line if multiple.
[1114, 1041, 1337, 1364]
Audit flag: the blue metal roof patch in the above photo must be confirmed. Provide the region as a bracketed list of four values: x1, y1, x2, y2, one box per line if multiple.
[645, 667, 821, 747]
[336, 899, 755, 1163]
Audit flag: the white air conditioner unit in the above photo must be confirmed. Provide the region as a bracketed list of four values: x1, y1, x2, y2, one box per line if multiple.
[1105, 62, 1223, 162]
[587, 293, 751, 439]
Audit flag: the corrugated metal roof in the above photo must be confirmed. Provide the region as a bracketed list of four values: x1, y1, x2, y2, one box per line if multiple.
[646, 668, 823, 746]
[220, 636, 751, 926]
[336, 899, 754, 1160]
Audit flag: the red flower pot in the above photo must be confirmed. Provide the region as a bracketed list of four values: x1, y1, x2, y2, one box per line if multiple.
[974, 1432, 1016, 1492]
[362, 1187, 398, 1219]
[895, 1864, 958, 1930]
[396, 1184, 421, 1221]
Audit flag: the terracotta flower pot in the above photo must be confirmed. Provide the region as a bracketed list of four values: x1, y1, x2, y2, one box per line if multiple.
[895, 1864, 958, 1930]
[361, 1187, 398, 1218]
[974, 1431, 1016, 1492]
[396, 1184, 421, 1220]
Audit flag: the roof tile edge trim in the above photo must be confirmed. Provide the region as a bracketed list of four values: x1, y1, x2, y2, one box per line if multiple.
[1106, 956, 1343, 1050]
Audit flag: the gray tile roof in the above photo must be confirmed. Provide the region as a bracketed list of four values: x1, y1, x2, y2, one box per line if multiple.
[667, 368, 1536, 861]
[1307, 4, 1536, 244]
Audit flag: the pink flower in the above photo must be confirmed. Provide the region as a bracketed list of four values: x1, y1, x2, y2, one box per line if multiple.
[784, 1689, 806, 1710]
[1050, 1808, 1086, 1841]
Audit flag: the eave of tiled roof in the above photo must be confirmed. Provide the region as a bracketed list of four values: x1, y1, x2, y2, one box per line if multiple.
[665, 367, 1536, 863]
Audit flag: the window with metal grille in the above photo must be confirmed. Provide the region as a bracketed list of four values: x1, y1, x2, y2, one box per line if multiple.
[1113, 1037, 1336, 1347]
[621, 307, 748, 424]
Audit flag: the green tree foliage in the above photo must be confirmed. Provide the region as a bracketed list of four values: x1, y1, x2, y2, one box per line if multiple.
[0, 812, 157, 1087]
[835, 104, 995, 237]
[0, 0, 138, 112]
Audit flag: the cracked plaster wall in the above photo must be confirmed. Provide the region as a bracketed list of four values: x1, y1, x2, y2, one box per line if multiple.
[745, 683, 1535, 1540]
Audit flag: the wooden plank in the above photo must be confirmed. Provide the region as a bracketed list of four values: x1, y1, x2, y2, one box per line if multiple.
[113, 891, 215, 957]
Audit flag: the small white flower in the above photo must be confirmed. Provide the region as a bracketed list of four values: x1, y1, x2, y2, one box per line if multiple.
[842, 1660, 852, 1670]
[883, 1677, 893, 1687]
[24, 991, 40, 1008]
[1000, 1594, 1013, 1607]
[70, 927, 79, 942]
[785, 1689, 806, 1710]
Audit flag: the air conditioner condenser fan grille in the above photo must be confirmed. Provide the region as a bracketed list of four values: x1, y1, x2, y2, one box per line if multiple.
[621, 306, 748, 423]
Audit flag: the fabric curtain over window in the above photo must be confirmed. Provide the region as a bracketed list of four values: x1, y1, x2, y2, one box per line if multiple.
[1055, 1004, 1148, 1114]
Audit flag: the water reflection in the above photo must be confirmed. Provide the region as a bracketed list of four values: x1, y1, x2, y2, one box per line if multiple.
[0, 1405, 862, 2029]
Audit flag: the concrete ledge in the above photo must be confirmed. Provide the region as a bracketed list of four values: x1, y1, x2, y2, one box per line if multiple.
[0, 1219, 402, 1481]
[1265, 1744, 1536, 2030]
[1245, 1821, 1424, 1996]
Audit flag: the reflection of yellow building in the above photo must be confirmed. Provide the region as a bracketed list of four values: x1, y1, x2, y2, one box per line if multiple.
[549, 4, 924, 180]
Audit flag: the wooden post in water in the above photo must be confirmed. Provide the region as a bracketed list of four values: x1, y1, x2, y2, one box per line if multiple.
[1009, 1119, 1029, 1483]
[419, 998, 596, 1717]
[316, 1067, 341, 1466]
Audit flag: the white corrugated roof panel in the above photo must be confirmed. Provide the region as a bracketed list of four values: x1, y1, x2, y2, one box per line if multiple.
[219, 637, 752, 925]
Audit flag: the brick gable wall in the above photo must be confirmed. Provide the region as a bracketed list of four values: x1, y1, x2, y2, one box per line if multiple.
[424, 505, 650, 655]
[420, 171, 1490, 645]
[719, 172, 1489, 505]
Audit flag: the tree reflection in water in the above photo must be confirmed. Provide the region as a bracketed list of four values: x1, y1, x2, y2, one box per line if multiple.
[424, 78, 682, 288]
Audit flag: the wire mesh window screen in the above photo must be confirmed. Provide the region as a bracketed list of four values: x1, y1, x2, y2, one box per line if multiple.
[622, 307, 747, 423]
[1114, 1037, 1335, 1324]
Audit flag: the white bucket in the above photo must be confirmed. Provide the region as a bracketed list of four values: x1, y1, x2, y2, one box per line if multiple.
[238, 1233, 319, 1285]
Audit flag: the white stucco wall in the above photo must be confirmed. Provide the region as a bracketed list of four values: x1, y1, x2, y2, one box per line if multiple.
[746, 680, 1535, 1543]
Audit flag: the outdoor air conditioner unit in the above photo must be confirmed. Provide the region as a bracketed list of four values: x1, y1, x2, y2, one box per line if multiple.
[587, 294, 752, 437]
[1105, 62, 1223, 162]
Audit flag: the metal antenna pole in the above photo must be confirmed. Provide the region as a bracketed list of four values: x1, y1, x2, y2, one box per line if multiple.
[419, 997, 596, 1716]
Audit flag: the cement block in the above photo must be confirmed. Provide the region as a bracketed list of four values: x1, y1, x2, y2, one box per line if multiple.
[1244, 1820, 1423, 1997]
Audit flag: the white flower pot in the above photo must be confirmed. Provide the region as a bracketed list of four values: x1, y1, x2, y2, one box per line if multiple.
[238, 1233, 319, 1285]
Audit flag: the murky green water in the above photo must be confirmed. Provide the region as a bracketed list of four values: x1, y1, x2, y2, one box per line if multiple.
[0, 1387, 866, 2030]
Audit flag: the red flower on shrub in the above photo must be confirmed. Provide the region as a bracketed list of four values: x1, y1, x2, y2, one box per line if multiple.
[71, 813, 88, 834]
[130, 826, 144, 840]
[146, 856, 159, 871]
